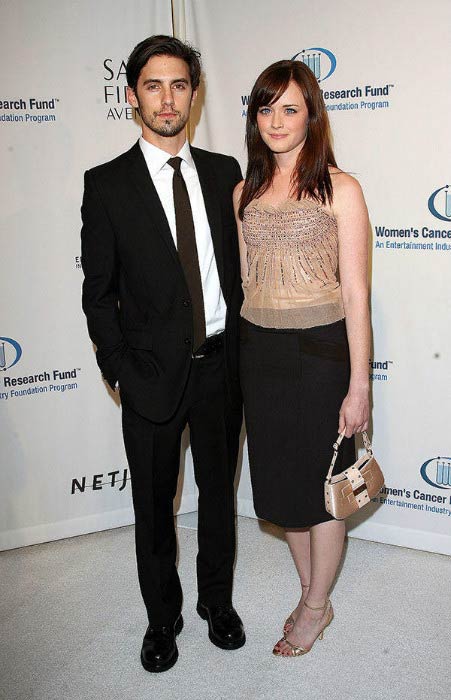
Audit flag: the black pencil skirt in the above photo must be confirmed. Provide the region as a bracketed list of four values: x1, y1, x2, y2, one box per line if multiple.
[240, 317, 356, 528]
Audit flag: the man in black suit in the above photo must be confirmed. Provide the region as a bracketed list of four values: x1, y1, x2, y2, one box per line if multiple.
[81, 35, 245, 672]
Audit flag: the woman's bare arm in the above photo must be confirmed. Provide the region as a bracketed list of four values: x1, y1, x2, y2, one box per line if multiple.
[332, 173, 371, 437]
[233, 180, 248, 282]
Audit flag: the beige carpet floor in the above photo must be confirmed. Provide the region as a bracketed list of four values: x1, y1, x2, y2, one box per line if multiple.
[1, 516, 450, 700]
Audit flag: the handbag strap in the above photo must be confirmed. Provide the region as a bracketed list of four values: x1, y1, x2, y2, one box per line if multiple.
[325, 430, 373, 483]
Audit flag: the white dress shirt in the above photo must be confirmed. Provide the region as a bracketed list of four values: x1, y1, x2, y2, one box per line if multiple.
[139, 137, 227, 337]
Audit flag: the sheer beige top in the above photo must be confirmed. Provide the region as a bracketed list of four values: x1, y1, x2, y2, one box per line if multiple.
[241, 199, 345, 329]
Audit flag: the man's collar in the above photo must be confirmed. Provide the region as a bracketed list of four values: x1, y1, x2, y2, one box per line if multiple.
[139, 136, 194, 176]
[177, 140, 195, 170]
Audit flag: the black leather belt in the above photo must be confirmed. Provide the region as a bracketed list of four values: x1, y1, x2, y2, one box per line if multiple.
[192, 332, 225, 359]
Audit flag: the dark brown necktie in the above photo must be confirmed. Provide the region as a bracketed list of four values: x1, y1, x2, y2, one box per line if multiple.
[167, 157, 206, 351]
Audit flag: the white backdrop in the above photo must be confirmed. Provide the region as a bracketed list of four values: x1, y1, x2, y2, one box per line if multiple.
[185, 0, 451, 555]
[0, 0, 200, 551]
[2, 0, 450, 556]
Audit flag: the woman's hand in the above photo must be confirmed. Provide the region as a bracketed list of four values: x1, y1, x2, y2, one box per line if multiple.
[338, 389, 369, 437]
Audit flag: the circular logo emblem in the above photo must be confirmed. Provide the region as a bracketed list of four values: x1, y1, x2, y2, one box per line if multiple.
[0, 337, 22, 371]
[428, 185, 451, 223]
[420, 457, 451, 490]
[291, 47, 337, 82]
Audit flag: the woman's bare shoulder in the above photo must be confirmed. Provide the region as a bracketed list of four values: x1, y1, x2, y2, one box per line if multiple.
[330, 168, 363, 195]
[330, 169, 365, 213]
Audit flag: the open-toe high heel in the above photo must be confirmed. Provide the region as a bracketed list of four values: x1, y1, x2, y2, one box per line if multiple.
[283, 583, 310, 636]
[274, 598, 333, 657]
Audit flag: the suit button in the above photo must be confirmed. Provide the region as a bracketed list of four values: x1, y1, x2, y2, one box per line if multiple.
[184, 338, 191, 345]
[182, 299, 190, 307]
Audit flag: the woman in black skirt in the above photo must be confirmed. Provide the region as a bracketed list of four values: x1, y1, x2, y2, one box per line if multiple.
[233, 60, 370, 656]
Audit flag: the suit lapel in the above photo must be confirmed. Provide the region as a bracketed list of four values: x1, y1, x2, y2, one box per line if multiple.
[190, 147, 225, 289]
[125, 142, 182, 271]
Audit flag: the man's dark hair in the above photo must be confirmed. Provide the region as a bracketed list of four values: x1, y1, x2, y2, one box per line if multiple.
[126, 35, 202, 92]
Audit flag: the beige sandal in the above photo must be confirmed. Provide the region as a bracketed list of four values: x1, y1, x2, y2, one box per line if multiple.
[274, 599, 333, 657]
[283, 583, 310, 635]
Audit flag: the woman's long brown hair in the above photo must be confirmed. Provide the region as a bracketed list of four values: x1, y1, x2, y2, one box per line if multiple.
[239, 60, 337, 219]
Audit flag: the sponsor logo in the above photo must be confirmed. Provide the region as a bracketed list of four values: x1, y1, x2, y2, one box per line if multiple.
[71, 468, 130, 494]
[374, 484, 451, 518]
[240, 45, 395, 117]
[294, 46, 394, 113]
[428, 185, 451, 223]
[102, 58, 137, 121]
[291, 47, 337, 82]
[0, 337, 22, 371]
[369, 359, 393, 382]
[75, 255, 82, 270]
[373, 182, 451, 253]
[0, 340, 81, 401]
[420, 457, 451, 490]
[0, 97, 59, 124]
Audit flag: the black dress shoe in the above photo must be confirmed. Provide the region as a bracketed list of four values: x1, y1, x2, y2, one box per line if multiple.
[140, 614, 183, 673]
[197, 603, 245, 650]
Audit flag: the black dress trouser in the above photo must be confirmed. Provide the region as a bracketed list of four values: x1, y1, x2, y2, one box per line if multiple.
[121, 349, 242, 627]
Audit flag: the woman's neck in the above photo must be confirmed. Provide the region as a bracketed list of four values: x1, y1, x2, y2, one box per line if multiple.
[273, 140, 305, 175]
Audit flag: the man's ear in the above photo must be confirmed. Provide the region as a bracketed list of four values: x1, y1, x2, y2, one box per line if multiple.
[190, 88, 198, 107]
[127, 86, 139, 109]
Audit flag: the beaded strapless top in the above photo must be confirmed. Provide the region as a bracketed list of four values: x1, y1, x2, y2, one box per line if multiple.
[241, 199, 344, 329]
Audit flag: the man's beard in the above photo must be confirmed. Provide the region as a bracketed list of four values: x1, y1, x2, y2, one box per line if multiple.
[141, 110, 188, 138]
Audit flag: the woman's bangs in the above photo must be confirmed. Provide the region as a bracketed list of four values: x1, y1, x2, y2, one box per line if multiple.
[253, 71, 291, 110]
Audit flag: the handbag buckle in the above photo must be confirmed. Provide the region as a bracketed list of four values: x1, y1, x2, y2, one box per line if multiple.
[344, 466, 366, 490]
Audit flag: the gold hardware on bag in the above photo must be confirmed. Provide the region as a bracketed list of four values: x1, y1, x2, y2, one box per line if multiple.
[324, 431, 384, 520]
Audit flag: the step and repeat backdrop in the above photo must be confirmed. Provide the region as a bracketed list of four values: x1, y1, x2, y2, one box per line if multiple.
[185, 0, 451, 555]
[0, 0, 201, 551]
[1, 0, 450, 555]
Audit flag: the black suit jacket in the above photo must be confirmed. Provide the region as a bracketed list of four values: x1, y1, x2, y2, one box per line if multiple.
[81, 141, 243, 422]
